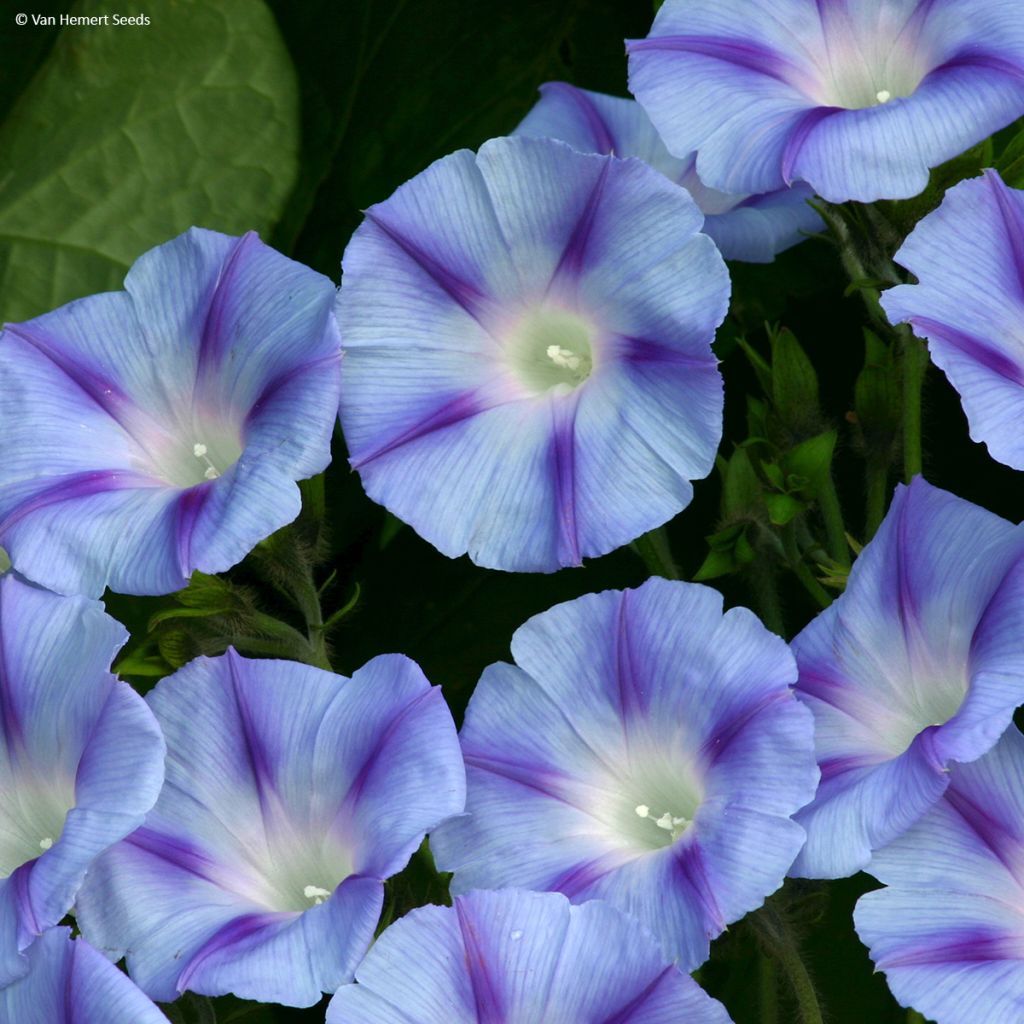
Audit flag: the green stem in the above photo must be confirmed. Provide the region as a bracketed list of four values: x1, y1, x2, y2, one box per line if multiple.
[865, 454, 889, 540]
[782, 526, 832, 610]
[751, 902, 824, 1024]
[815, 472, 848, 566]
[901, 328, 927, 482]
[907, 1012, 928, 1024]
[744, 556, 786, 637]
[759, 953, 780, 1024]
[630, 526, 681, 580]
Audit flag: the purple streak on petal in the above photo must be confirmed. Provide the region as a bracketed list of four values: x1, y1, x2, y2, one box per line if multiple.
[549, 397, 581, 566]
[614, 591, 644, 718]
[672, 841, 726, 934]
[246, 353, 341, 426]
[877, 930, 1019, 968]
[363, 211, 489, 324]
[125, 828, 222, 887]
[3, 324, 134, 431]
[551, 158, 612, 282]
[986, 169, 1024, 301]
[350, 391, 496, 470]
[196, 232, 260, 373]
[0, 471, 158, 535]
[0, 588, 23, 752]
[342, 688, 435, 810]
[174, 483, 213, 577]
[225, 650, 275, 816]
[818, 755, 872, 782]
[945, 788, 1023, 884]
[176, 911, 285, 993]
[464, 752, 574, 807]
[939, 51, 1024, 85]
[543, 81, 617, 154]
[909, 317, 1024, 386]
[548, 852, 629, 899]
[598, 965, 676, 1024]
[626, 34, 796, 85]
[620, 336, 717, 369]
[455, 898, 506, 1024]
[12, 864, 38, 937]
[794, 667, 857, 715]
[781, 106, 841, 185]
[700, 690, 789, 766]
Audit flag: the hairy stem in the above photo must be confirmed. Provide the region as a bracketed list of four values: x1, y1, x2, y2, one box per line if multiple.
[901, 328, 928, 482]
[631, 526, 681, 580]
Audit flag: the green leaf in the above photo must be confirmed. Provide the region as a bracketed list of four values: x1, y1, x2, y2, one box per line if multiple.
[997, 118, 1024, 187]
[0, 0, 299, 322]
[765, 492, 805, 526]
[770, 326, 820, 433]
[783, 430, 837, 492]
[693, 548, 737, 581]
[721, 447, 763, 518]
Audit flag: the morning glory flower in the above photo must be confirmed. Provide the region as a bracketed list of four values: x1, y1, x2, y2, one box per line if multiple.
[338, 135, 729, 572]
[76, 649, 465, 1007]
[0, 928, 169, 1024]
[790, 477, 1024, 879]
[431, 578, 817, 968]
[326, 889, 733, 1024]
[0, 227, 341, 597]
[514, 81, 821, 263]
[0, 573, 165, 985]
[627, 0, 1024, 203]
[855, 725, 1024, 1024]
[882, 170, 1024, 471]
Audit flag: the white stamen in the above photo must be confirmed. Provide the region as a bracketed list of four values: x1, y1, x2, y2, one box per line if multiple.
[303, 884, 332, 905]
[875, 89, 891, 104]
[546, 344, 581, 370]
[655, 812, 675, 831]
[634, 804, 650, 818]
[192, 441, 220, 480]
[39, 837, 53, 851]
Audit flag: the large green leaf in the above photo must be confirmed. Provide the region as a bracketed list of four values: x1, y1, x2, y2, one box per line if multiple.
[0, 0, 299, 322]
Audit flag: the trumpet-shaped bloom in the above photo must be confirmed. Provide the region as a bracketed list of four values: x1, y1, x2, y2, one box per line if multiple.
[338, 136, 729, 572]
[76, 649, 465, 1007]
[882, 170, 1024, 471]
[514, 82, 821, 263]
[0, 227, 341, 598]
[0, 574, 164, 986]
[791, 478, 1024, 879]
[627, 0, 1024, 203]
[326, 889, 734, 1024]
[0, 928, 169, 1024]
[855, 726, 1024, 1024]
[431, 579, 817, 968]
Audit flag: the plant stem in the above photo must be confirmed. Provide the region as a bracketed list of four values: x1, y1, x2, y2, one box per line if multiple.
[782, 525, 832, 610]
[907, 1012, 928, 1024]
[751, 901, 824, 1024]
[744, 556, 786, 636]
[815, 472, 848, 566]
[631, 526, 681, 580]
[900, 328, 927, 482]
[864, 454, 889, 539]
[759, 953, 780, 1024]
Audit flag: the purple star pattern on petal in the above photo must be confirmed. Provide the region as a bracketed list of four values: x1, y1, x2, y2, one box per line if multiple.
[338, 136, 730, 572]
[76, 649, 465, 1007]
[791, 477, 1024, 878]
[431, 578, 817, 968]
[0, 227, 342, 597]
[628, 0, 1024, 202]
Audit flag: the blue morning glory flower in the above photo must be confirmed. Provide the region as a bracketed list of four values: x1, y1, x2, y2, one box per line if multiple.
[326, 889, 733, 1024]
[855, 725, 1024, 1024]
[627, 0, 1024, 203]
[76, 649, 465, 1007]
[338, 135, 730, 572]
[0, 227, 341, 597]
[431, 578, 817, 968]
[882, 170, 1024, 471]
[791, 477, 1024, 879]
[0, 927, 169, 1023]
[0, 574, 165, 985]
[514, 81, 821, 263]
